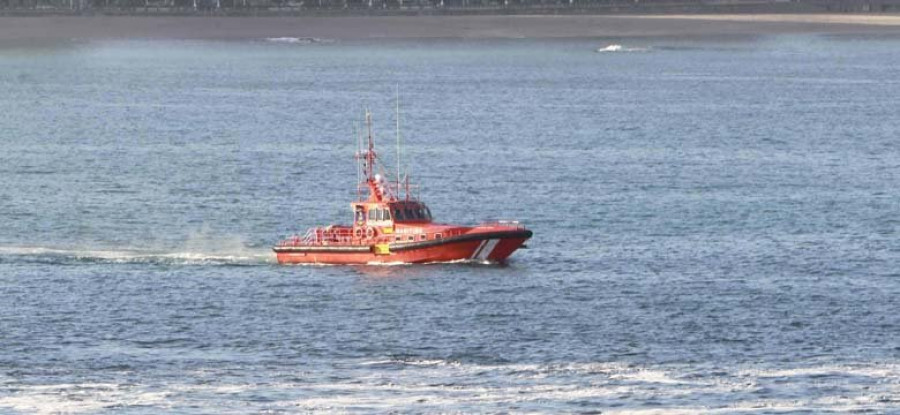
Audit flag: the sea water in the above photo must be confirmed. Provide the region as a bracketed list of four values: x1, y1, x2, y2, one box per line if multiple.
[1, 36, 899, 413]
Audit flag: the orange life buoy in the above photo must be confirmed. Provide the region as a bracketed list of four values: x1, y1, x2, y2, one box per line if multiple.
[365, 227, 376, 239]
[354, 228, 363, 239]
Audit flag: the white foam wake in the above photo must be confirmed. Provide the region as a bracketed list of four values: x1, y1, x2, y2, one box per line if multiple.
[0, 245, 275, 266]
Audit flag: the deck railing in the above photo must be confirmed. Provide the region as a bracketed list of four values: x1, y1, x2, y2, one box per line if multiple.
[278, 226, 360, 247]
[479, 220, 526, 230]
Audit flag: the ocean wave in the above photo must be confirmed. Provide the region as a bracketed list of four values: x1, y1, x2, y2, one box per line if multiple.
[3, 362, 897, 413]
[359, 357, 462, 368]
[264, 37, 334, 45]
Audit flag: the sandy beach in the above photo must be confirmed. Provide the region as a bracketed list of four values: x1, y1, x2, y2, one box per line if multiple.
[2, 14, 900, 41]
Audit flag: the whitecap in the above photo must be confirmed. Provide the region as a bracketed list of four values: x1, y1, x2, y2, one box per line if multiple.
[596, 44, 650, 53]
[264, 37, 334, 45]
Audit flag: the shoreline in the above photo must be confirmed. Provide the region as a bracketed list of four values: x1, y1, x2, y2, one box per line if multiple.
[3, 14, 900, 41]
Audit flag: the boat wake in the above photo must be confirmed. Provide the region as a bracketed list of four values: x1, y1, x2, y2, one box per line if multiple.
[596, 44, 651, 53]
[0, 245, 275, 266]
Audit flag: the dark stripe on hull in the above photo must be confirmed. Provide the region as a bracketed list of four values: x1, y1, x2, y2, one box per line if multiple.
[390, 230, 532, 252]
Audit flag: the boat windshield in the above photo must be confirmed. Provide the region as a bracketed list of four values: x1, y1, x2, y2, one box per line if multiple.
[392, 202, 432, 222]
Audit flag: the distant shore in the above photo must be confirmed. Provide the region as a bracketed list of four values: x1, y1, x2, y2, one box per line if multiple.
[2, 14, 900, 41]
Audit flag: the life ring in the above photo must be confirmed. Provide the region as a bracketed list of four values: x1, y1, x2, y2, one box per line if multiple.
[354, 228, 363, 239]
[365, 227, 376, 239]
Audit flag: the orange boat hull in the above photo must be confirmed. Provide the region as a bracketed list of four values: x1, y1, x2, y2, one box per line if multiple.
[274, 230, 531, 265]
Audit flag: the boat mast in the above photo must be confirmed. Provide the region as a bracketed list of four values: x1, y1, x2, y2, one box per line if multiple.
[362, 108, 386, 202]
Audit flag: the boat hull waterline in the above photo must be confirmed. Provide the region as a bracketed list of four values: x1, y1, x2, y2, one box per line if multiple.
[275, 229, 531, 265]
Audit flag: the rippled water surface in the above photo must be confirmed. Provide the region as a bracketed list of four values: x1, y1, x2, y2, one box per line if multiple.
[1, 36, 899, 413]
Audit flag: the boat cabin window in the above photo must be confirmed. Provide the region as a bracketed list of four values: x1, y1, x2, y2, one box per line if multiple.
[391, 203, 433, 223]
[364, 207, 393, 222]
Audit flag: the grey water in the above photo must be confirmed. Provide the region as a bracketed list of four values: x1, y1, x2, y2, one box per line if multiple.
[1, 35, 899, 413]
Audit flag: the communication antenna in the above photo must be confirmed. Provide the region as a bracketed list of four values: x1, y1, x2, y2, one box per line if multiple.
[395, 85, 401, 198]
[355, 120, 361, 201]
[365, 107, 374, 181]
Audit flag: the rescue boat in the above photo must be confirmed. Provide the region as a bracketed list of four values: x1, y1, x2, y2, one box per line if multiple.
[273, 109, 532, 265]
